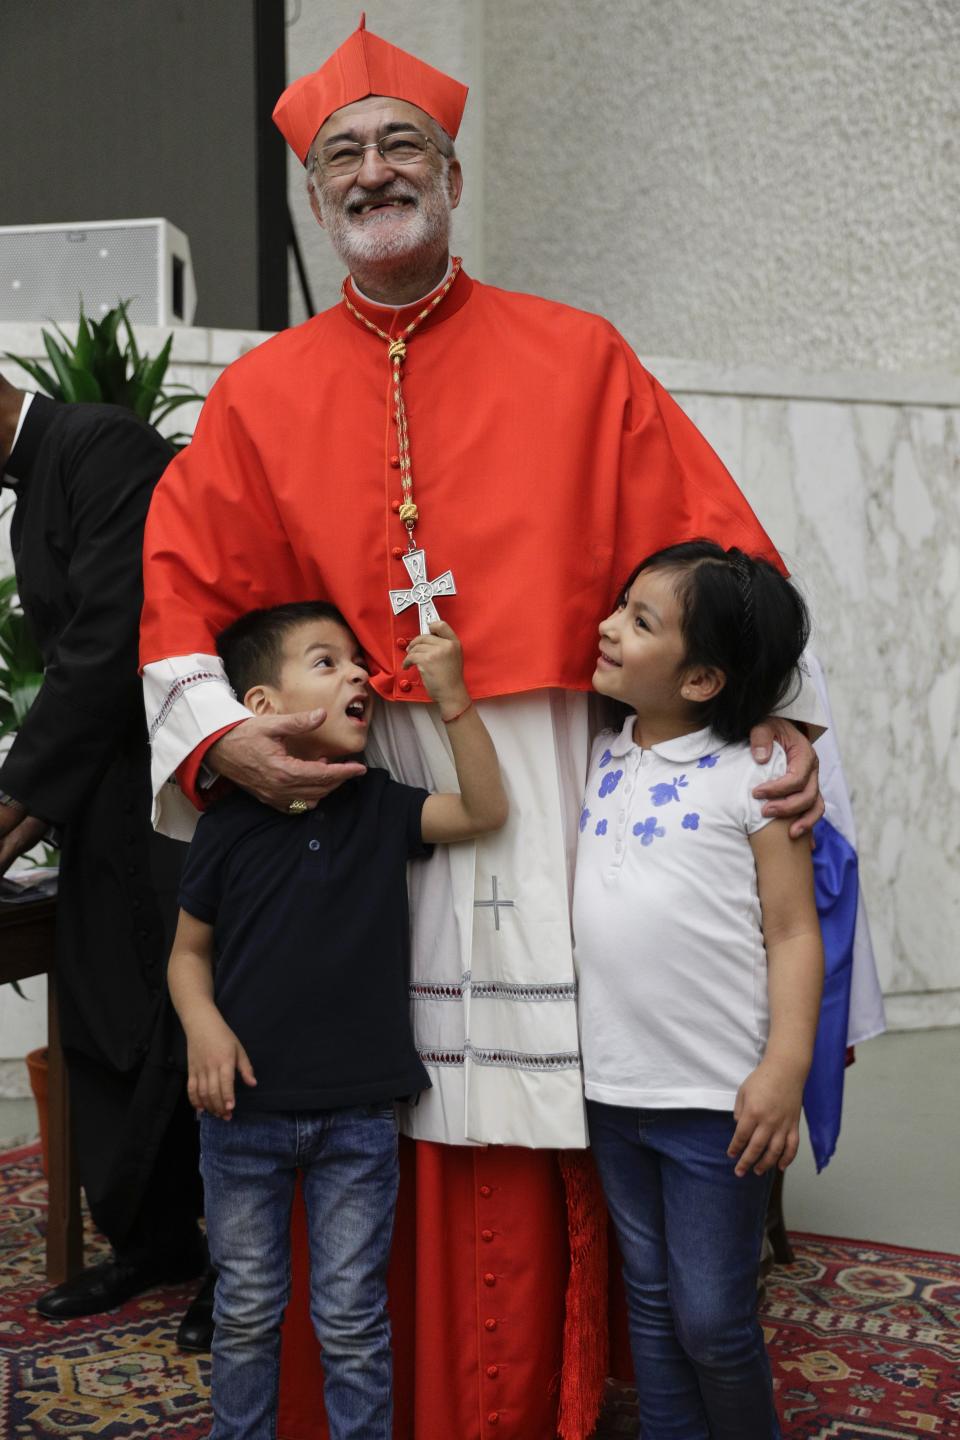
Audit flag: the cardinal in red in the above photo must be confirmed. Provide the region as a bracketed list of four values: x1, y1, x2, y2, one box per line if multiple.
[142, 15, 821, 1439]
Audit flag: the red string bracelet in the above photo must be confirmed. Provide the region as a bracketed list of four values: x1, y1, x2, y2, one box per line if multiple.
[441, 700, 473, 725]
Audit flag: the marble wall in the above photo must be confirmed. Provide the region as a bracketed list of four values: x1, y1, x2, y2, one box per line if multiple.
[655, 364, 960, 1031]
[2, 329, 958, 1051]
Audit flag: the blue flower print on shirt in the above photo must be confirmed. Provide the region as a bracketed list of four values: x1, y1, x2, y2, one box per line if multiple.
[649, 774, 688, 806]
[682, 813, 700, 831]
[595, 818, 608, 836]
[599, 769, 624, 799]
[598, 748, 613, 769]
[697, 754, 718, 769]
[633, 817, 665, 846]
[579, 806, 591, 833]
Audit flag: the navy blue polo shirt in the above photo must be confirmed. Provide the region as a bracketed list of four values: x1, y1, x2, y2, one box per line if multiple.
[178, 769, 432, 1111]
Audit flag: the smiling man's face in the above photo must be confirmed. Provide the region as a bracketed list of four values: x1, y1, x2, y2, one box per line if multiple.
[308, 95, 462, 277]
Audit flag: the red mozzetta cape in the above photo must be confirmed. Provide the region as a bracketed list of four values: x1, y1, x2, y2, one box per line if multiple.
[142, 267, 780, 704]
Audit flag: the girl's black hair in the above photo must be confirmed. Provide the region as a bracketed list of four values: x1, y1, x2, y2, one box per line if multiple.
[216, 600, 351, 700]
[619, 540, 810, 743]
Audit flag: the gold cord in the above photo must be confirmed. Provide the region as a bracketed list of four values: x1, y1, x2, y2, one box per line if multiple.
[342, 258, 463, 549]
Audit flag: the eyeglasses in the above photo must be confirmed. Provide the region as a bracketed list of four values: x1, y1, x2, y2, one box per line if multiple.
[313, 130, 440, 177]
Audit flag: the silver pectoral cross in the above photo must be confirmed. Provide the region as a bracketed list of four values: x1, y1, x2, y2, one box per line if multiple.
[388, 548, 457, 634]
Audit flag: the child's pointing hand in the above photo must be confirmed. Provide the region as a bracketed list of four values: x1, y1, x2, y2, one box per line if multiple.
[403, 621, 472, 720]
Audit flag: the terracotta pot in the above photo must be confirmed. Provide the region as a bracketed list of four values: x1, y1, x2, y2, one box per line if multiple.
[25, 1047, 49, 1177]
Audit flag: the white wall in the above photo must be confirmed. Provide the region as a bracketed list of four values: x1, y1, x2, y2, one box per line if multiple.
[286, 1, 960, 371]
[481, 0, 960, 371]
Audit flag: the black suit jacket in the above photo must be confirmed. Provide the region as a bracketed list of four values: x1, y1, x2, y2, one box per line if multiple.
[3, 396, 172, 821]
[1, 397, 191, 1238]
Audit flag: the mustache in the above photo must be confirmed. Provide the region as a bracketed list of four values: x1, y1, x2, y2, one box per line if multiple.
[342, 183, 420, 211]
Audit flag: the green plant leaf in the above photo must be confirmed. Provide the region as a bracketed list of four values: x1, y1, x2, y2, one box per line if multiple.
[48, 319, 78, 355]
[42, 332, 83, 402]
[151, 392, 201, 423]
[87, 308, 126, 401]
[120, 301, 141, 367]
[134, 335, 173, 420]
[73, 310, 95, 372]
[7, 300, 202, 442]
[0, 609, 43, 678]
[70, 363, 102, 402]
[39, 326, 102, 402]
[96, 306, 123, 353]
[3, 352, 61, 398]
[11, 676, 43, 724]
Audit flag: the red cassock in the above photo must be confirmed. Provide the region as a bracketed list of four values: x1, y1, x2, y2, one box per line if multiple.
[141, 267, 780, 1440]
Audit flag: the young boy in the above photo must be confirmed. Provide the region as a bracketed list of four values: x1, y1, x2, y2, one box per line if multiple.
[167, 601, 507, 1440]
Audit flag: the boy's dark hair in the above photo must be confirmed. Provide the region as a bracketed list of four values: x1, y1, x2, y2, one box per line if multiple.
[619, 540, 811, 743]
[216, 600, 352, 699]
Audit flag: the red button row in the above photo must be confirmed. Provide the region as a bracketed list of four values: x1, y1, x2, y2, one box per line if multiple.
[481, 1189, 501, 1429]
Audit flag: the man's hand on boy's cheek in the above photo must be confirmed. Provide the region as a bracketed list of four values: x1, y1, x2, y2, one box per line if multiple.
[208, 712, 366, 813]
[750, 717, 823, 839]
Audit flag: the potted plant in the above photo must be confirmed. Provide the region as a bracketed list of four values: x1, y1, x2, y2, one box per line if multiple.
[5, 299, 202, 447]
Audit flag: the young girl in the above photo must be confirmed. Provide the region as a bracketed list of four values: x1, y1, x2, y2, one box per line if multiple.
[574, 539, 824, 1440]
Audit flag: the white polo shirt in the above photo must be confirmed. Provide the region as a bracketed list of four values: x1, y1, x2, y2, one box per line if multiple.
[573, 716, 786, 1113]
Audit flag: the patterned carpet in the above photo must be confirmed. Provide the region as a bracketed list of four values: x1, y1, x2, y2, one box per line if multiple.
[0, 1144, 210, 1438]
[1, 1143, 957, 1438]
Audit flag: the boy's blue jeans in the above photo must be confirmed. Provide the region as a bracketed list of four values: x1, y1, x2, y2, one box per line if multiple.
[587, 1100, 781, 1440]
[200, 1104, 399, 1440]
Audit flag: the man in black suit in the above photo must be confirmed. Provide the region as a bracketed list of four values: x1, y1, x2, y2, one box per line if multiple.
[0, 374, 212, 1348]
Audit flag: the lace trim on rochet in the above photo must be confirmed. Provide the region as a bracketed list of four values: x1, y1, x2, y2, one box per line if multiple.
[410, 978, 577, 1003]
[418, 1044, 581, 1072]
[148, 670, 222, 740]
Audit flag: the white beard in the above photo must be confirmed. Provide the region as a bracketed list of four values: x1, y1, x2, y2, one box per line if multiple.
[318, 166, 453, 270]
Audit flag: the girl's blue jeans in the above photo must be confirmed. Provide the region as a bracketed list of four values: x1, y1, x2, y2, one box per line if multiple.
[200, 1104, 399, 1440]
[587, 1100, 781, 1440]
